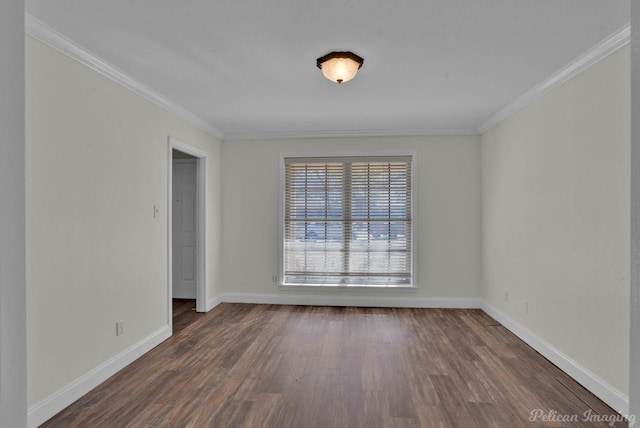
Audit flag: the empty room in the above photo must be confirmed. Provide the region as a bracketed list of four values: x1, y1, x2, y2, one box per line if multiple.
[1, 1, 639, 427]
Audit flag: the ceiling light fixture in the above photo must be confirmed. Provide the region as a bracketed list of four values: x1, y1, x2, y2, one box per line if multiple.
[316, 51, 364, 84]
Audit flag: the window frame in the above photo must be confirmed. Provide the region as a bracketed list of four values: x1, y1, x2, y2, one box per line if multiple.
[278, 151, 417, 289]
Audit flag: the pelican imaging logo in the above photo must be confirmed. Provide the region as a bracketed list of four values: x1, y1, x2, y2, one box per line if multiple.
[529, 409, 635, 426]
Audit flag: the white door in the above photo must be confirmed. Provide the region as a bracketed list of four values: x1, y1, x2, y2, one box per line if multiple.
[172, 159, 197, 299]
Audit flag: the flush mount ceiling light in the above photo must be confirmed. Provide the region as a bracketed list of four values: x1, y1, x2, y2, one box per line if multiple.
[316, 51, 364, 84]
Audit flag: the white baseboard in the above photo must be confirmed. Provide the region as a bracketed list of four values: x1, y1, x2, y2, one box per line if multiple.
[27, 326, 171, 428]
[219, 293, 630, 415]
[480, 300, 630, 417]
[219, 292, 481, 309]
[28, 297, 629, 426]
[206, 294, 224, 312]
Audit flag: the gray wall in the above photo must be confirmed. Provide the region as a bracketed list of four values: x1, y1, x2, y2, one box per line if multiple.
[0, 0, 26, 426]
[630, 1, 639, 420]
[481, 45, 630, 404]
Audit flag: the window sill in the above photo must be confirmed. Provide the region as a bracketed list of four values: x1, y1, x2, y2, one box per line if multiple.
[278, 284, 417, 291]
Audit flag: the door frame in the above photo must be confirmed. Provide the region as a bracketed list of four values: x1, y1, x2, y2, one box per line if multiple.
[168, 136, 207, 328]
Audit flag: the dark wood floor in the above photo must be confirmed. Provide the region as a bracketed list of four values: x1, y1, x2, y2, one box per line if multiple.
[171, 298, 200, 335]
[41, 302, 628, 427]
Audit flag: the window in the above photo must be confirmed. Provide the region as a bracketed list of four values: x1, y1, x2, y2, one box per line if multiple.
[282, 155, 413, 287]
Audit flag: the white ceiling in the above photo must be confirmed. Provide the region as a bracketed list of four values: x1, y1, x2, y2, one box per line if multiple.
[26, 0, 630, 140]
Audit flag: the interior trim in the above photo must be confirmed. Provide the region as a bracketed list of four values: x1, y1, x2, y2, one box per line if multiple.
[219, 292, 481, 309]
[481, 300, 629, 417]
[27, 295, 630, 425]
[25, 14, 224, 140]
[217, 293, 629, 415]
[25, 13, 629, 142]
[168, 136, 209, 315]
[27, 326, 171, 428]
[222, 127, 479, 141]
[479, 23, 631, 134]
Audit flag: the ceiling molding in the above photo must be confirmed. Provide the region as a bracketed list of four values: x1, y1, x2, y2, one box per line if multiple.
[24, 13, 629, 142]
[25, 13, 224, 140]
[222, 127, 480, 141]
[478, 23, 631, 134]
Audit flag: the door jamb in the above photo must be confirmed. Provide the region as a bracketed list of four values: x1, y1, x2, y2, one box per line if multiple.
[168, 136, 208, 330]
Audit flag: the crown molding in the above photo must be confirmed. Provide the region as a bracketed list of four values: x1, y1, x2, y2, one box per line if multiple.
[478, 23, 631, 134]
[24, 13, 629, 142]
[222, 126, 480, 141]
[25, 13, 224, 140]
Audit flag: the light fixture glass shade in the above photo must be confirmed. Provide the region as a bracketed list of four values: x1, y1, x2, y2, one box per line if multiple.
[316, 52, 364, 84]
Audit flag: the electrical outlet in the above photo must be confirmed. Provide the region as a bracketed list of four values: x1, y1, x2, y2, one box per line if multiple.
[116, 321, 124, 336]
[272, 275, 278, 283]
[504, 291, 509, 302]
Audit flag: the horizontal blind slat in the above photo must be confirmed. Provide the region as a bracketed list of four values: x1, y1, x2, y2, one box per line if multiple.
[284, 155, 412, 286]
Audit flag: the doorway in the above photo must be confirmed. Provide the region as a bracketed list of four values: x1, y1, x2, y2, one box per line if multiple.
[168, 136, 207, 331]
[172, 154, 197, 299]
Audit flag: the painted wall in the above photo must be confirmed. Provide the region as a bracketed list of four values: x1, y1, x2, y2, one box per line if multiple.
[25, 36, 222, 408]
[481, 45, 630, 396]
[221, 136, 481, 303]
[23, 10, 633, 422]
[0, 0, 26, 426]
[630, 2, 640, 418]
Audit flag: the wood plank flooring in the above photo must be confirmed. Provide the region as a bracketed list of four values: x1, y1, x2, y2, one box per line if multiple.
[40, 303, 628, 427]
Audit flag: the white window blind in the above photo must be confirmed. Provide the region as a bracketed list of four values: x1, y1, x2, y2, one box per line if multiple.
[283, 155, 413, 286]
